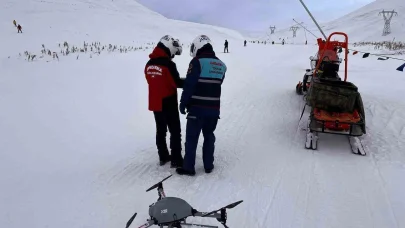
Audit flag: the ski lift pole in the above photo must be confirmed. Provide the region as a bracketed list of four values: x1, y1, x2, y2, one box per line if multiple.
[298, 0, 327, 40]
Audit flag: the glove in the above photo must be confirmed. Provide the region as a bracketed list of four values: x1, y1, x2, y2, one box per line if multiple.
[179, 103, 187, 115]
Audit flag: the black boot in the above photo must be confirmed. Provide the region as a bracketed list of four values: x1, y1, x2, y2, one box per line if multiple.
[159, 155, 171, 166]
[170, 158, 183, 168]
[205, 165, 214, 173]
[176, 168, 196, 176]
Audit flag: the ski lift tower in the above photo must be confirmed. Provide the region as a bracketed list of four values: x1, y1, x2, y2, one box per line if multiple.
[290, 26, 299, 37]
[270, 26, 276, 34]
[379, 10, 398, 36]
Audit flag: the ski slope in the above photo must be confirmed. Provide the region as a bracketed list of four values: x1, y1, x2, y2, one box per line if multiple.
[0, 0, 243, 58]
[253, 0, 405, 43]
[2, 1, 405, 228]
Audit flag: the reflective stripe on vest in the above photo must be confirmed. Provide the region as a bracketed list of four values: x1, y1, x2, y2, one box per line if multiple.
[191, 96, 220, 101]
[198, 79, 221, 84]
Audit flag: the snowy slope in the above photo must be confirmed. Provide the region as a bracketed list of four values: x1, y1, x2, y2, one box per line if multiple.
[1, 1, 405, 228]
[2, 39, 405, 228]
[323, 0, 405, 42]
[0, 0, 243, 58]
[251, 0, 405, 43]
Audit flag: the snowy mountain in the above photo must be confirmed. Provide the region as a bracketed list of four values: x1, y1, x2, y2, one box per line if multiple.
[1, 1, 405, 228]
[252, 0, 405, 43]
[0, 0, 243, 58]
[323, 0, 405, 41]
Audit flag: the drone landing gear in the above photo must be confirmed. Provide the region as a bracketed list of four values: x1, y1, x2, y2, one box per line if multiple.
[164, 221, 218, 228]
[178, 222, 218, 228]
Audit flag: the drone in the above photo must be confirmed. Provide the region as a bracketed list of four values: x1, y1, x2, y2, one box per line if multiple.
[125, 175, 243, 228]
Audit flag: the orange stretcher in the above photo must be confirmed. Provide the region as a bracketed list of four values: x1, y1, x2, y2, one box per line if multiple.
[313, 108, 361, 131]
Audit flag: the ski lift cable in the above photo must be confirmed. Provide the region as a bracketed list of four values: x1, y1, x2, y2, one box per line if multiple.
[293, 19, 318, 39]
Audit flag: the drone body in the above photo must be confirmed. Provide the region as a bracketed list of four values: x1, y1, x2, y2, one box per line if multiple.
[149, 197, 193, 225]
[125, 175, 243, 228]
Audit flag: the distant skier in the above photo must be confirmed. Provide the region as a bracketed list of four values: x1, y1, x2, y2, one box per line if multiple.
[244, 40, 247, 46]
[282, 39, 285, 45]
[17, 24, 22, 33]
[144, 35, 184, 168]
[13, 20, 17, 27]
[224, 39, 229, 53]
[176, 35, 227, 176]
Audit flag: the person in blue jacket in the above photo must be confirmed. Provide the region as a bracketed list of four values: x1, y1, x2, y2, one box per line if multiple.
[176, 35, 227, 176]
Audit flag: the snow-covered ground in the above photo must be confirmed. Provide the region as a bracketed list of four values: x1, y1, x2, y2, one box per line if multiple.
[1, 1, 405, 228]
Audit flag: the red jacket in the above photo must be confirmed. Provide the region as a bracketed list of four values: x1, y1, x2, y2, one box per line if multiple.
[145, 44, 183, 111]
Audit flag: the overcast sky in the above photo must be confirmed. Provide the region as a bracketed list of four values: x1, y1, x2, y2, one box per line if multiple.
[137, 0, 374, 32]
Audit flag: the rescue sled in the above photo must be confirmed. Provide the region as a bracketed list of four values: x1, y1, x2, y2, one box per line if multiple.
[303, 32, 367, 156]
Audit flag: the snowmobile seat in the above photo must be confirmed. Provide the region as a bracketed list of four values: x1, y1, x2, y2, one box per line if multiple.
[319, 61, 340, 79]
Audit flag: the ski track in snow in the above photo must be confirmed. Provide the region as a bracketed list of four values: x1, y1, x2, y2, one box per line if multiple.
[1, 7, 405, 226]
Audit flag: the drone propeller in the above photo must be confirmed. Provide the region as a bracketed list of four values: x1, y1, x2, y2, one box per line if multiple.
[201, 200, 243, 218]
[146, 175, 172, 192]
[125, 212, 137, 228]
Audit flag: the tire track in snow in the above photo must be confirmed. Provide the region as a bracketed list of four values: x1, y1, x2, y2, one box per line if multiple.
[363, 97, 405, 227]
[258, 94, 308, 227]
[230, 94, 306, 226]
[220, 47, 313, 227]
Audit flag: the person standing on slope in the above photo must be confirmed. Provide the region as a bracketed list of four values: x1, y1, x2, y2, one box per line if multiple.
[13, 20, 17, 27]
[17, 24, 22, 33]
[224, 40, 229, 53]
[244, 40, 247, 47]
[176, 35, 227, 176]
[145, 35, 184, 168]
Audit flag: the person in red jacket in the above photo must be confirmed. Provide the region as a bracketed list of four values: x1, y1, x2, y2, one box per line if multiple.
[145, 35, 184, 168]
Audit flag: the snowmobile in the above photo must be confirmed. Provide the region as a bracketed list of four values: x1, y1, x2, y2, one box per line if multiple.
[296, 38, 342, 95]
[125, 175, 243, 228]
[302, 32, 367, 156]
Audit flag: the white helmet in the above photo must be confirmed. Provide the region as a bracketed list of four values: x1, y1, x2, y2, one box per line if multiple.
[159, 35, 182, 57]
[190, 35, 212, 57]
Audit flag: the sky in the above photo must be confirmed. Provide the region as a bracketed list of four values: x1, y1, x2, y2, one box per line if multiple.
[136, 0, 374, 32]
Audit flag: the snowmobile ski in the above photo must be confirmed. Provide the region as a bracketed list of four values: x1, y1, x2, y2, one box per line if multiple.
[348, 136, 366, 156]
[305, 117, 318, 150]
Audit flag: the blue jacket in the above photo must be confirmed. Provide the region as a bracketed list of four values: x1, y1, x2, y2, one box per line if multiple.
[180, 44, 227, 117]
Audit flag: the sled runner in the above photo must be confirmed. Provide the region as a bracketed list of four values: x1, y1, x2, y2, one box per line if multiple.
[125, 175, 243, 228]
[302, 32, 367, 156]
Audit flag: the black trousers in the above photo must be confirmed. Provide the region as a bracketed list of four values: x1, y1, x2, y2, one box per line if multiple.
[153, 96, 182, 162]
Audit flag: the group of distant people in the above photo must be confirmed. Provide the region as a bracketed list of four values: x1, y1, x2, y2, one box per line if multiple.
[13, 20, 22, 33]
